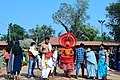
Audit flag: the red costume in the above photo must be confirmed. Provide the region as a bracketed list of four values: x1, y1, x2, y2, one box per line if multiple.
[58, 32, 76, 77]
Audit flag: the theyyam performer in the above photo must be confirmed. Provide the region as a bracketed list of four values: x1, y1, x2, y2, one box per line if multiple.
[58, 32, 76, 78]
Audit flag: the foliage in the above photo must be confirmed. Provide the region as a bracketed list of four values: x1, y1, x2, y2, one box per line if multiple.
[52, 0, 100, 41]
[22, 48, 29, 66]
[106, 1, 120, 41]
[0, 24, 55, 44]
[28, 25, 55, 42]
[70, 24, 99, 41]
[102, 32, 114, 42]
[9, 24, 26, 40]
[94, 36, 102, 41]
[94, 32, 114, 41]
[0, 24, 26, 41]
[0, 35, 8, 41]
[52, 0, 89, 27]
[40, 25, 55, 38]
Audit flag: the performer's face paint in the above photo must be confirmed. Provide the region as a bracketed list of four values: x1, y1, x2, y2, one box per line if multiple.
[66, 42, 70, 48]
[66, 45, 70, 48]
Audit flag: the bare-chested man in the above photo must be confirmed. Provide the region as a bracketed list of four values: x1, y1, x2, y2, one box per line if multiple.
[40, 37, 52, 80]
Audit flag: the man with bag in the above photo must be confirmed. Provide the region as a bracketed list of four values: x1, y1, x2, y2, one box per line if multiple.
[40, 37, 53, 80]
[27, 42, 38, 78]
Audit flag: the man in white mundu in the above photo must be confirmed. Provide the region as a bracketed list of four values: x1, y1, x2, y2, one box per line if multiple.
[40, 37, 53, 80]
[51, 47, 58, 76]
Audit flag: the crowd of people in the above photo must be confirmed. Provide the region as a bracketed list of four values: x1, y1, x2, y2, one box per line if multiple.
[1, 37, 115, 80]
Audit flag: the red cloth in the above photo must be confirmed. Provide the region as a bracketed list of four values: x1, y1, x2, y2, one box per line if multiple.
[60, 48, 74, 63]
[60, 55, 74, 63]
[60, 63, 75, 75]
[3, 52, 10, 59]
[28, 48, 36, 60]
[45, 52, 52, 58]
[60, 63, 75, 70]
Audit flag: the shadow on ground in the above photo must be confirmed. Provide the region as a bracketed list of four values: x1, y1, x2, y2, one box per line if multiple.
[0, 74, 8, 79]
[21, 73, 43, 80]
[50, 72, 88, 80]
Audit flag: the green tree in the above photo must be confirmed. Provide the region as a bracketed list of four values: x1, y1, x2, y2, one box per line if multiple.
[0, 23, 26, 41]
[94, 36, 102, 41]
[71, 25, 99, 41]
[102, 32, 114, 42]
[94, 32, 114, 41]
[53, 0, 89, 31]
[9, 24, 26, 40]
[41, 25, 55, 38]
[0, 34, 7, 41]
[28, 25, 55, 42]
[52, 0, 99, 40]
[28, 28, 36, 40]
[106, 0, 120, 41]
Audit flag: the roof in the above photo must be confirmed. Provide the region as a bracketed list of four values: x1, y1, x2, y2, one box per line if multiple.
[77, 41, 120, 46]
[39, 37, 120, 46]
[39, 37, 59, 45]
[0, 41, 8, 46]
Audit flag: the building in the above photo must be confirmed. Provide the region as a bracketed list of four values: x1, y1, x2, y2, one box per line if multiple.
[0, 41, 8, 50]
[39, 37, 120, 50]
[39, 37, 120, 70]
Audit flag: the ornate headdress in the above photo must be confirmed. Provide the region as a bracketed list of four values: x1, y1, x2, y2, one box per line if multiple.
[58, 32, 76, 48]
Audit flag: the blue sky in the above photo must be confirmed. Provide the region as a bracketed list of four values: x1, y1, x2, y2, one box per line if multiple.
[0, 0, 117, 37]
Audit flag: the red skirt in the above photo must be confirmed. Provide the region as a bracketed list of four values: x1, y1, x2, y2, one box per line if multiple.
[60, 62, 75, 71]
[59, 55, 75, 74]
[60, 55, 74, 63]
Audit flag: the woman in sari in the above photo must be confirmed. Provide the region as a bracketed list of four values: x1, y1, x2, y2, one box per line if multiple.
[5, 41, 13, 78]
[98, 44, 109, 80]
[86, 48, 97, 79]
[8, 40, 23, 80]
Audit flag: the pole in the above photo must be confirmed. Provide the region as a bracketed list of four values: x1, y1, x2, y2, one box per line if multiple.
[98, 20, 105, 44]
[8, 23, 12, 42]
[35, 24, 39, 45]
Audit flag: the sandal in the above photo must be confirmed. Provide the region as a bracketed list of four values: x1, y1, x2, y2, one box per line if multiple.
[7, 74, 11, 79]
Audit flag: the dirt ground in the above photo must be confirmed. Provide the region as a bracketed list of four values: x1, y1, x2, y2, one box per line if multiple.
[0, 66, 120, 80]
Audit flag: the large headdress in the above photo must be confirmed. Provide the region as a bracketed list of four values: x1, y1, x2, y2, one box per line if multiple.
[58, 32, 76, 48]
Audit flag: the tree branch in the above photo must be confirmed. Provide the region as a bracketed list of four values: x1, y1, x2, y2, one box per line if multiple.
[74, 10, 81, 27]
[55, 16, 69, 32]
